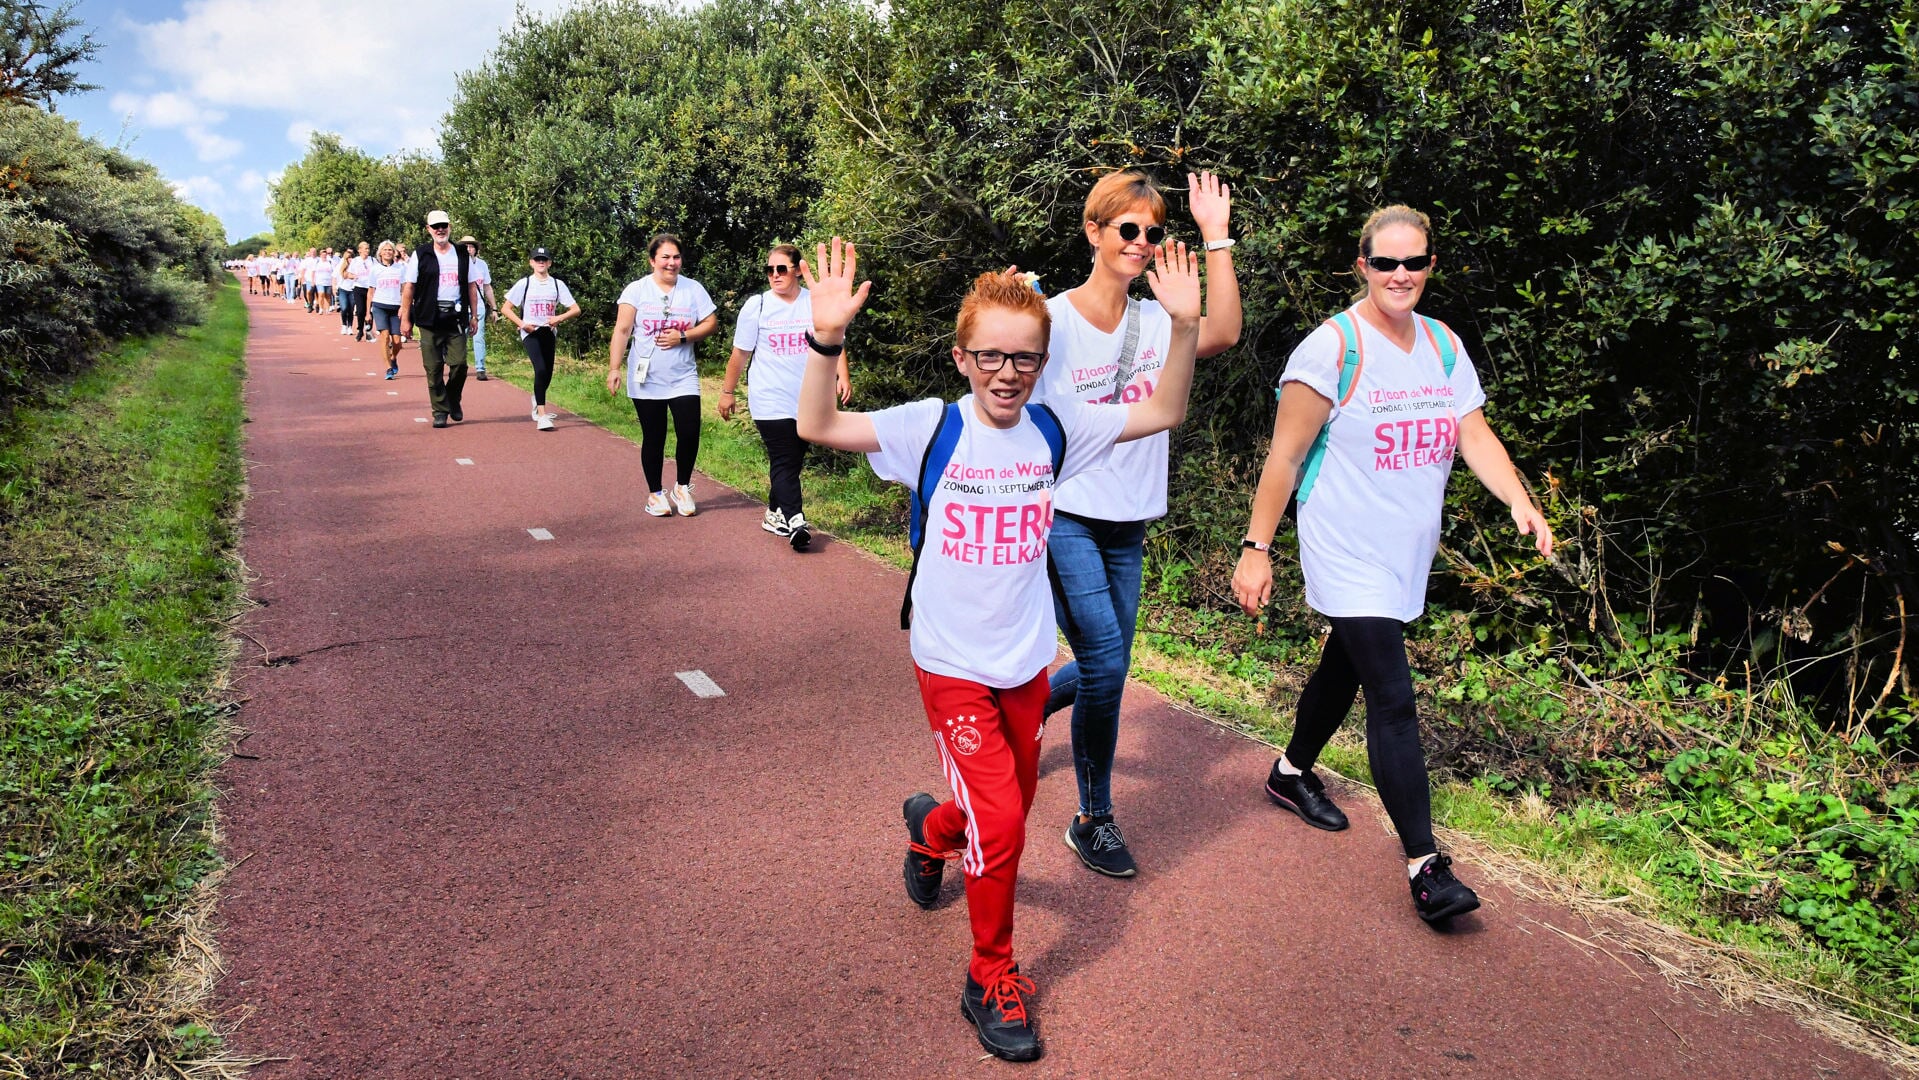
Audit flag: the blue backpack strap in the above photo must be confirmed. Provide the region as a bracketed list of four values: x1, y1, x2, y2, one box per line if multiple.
[1025, 403, 1067, 477]
[902, 402, 964, 629]
[1293, 311, 1364, 507]
[1418, 314, 1458, 377]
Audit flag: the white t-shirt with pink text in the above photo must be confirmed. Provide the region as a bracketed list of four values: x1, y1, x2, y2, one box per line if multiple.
[868, 396, 1126, 688]
[1032, 292, 1176, 522]
[402, 246, 482, 303]
[505, 276, 576, 339]
[1280, 311, 1486, 622]
[616, 275, 716, 399]
[730, 288, 812, 420]
[368, 260, 406, 306]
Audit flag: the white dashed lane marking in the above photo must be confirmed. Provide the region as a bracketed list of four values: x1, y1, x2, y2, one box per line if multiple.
[527, 527, 554, 541]
[676, 670, 725, 698]
[387, 391, 399, 395]
[414, 417, 428, 423]
[456, 458, 473, 465]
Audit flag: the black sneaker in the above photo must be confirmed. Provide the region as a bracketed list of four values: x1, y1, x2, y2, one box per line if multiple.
[902, 793, 944, 910]
[1063, 815, 1137, 878]
[1411, 853, 1480, 923]
[961, 969, 1042, 1062]
[1264, 761, 1350, 831]
[788, 513, 811, 551]
[431, 415, 448, 428]
[476, 370, 489, 381]
[450, 405, 463, 422]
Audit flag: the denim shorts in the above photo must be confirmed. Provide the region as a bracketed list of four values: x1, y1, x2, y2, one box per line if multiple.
[370, 303, 402, 334]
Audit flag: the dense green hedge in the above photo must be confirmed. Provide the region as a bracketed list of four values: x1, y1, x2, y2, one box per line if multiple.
[0, 104, 224, 404]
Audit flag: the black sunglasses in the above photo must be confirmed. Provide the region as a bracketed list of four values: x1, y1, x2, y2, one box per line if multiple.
[1363, 254, 1433, 273]
[1108, 221, 1166, 246]
[428, 223, 450, 231]
[530, 256, 551, 263]
[962, 348, 1046, 374]
[765, 264, 793, 275]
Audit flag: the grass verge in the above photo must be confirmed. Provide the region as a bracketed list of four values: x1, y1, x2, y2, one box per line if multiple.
[0, 282, 250, 1077]
[485, 338, 1916, 1068]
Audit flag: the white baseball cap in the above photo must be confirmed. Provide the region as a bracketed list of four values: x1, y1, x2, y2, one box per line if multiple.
[425, 209, 451, 226]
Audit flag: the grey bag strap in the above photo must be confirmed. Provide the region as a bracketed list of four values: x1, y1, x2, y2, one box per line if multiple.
[1106, 297, 1144, 403]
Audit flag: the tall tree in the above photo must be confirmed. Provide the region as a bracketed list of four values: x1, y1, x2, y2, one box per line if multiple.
[0, 0, 98, 110]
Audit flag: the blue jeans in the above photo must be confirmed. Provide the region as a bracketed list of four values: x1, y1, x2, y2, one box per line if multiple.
[472, 313, 488, 369]
[1045, 511, 1146, 819]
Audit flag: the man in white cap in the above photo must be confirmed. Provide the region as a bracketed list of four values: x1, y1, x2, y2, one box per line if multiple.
[458, 235, 498, 380]
[400, 210, 483, 427]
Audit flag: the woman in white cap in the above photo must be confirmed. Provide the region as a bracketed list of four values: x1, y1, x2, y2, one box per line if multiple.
[502, 246, 580, 430]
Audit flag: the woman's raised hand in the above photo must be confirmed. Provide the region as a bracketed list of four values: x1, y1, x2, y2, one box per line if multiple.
[803, 238, 873, 338]
[1144, 240, 1201, 322]
[1189, 170, 1232, 239]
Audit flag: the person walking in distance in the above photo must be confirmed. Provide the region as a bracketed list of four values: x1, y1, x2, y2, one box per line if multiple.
[1030, 169, 1242, 878]
[501, 246, 580, 431]
[368, 241, 407, 378]
[797, 239, 1205, 1063]
[605, 233, 718, 517]
[400, 210, 483, 428]
[718, 243, 850, 550]
[335, 246, 359, 335]
[1232, 205, 1554, 925]
[459, 235, 498, 380]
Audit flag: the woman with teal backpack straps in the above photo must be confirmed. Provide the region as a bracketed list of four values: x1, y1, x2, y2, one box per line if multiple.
[1231, 205, 1554, 925]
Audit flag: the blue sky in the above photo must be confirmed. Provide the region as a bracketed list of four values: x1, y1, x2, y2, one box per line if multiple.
[55, 0, 578, 242]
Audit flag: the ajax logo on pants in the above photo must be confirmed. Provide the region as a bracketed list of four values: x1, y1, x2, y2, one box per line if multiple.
[944, 715, 983, 756]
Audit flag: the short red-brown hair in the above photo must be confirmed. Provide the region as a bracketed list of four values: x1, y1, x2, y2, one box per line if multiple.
[1083, 170, 1167, 231]
[955, 271, 1051, 349]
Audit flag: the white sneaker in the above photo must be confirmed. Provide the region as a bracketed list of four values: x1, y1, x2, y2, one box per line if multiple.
[669, 484, 697, 516]
[536, 414, 555, 431]
[787, 512, 812, 550]
[762, 508, 790, 536]
[339, 326, 351, 335]
[531, 395, 540, 420]
[644, 492, 672, 517]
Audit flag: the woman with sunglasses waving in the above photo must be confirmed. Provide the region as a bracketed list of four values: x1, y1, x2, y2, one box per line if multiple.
[718, 244, 852, 549]
[607, 233, 719, 517]
[1231, 205, 1552, 925]
[1028, 169, 1242, 878]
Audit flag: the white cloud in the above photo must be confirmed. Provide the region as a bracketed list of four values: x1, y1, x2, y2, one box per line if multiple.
[185, 127, 243, 162]
[169, 174, 226, 206]
[285, 119, 317, 149]
[109, 90, 222, 129]
[133, 0, 582, 155]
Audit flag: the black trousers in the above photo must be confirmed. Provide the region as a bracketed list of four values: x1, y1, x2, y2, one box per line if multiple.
[753, 418, 809, 518]
[525, 327, 557, 405]
[632, 395, 701, 492]
[1284, 616, 1436, 858]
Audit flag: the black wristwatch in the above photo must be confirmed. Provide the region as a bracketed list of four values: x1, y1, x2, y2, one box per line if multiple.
[805, 331, 845, 357]
[1241, 538, 1270, 552]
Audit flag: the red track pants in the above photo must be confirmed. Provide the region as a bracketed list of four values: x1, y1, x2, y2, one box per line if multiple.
[914, 665, 1050, 985]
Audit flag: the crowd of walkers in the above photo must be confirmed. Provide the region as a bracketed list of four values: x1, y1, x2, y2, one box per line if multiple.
[239, 174, 1553, 1065]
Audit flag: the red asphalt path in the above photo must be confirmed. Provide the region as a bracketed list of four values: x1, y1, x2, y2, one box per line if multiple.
[217, 286, 1892, 1078]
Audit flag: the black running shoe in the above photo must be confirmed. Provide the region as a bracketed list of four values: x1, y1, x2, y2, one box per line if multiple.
[1264, 761, 1350, 831]
[476, 370, 488, 380]
[450, 405, 463, 422]
[902, 792, 945, 910]
[1411, 853, 1480, 923]
[788, 513, 812, 551]
[431, 415, 448, 428]
[962, 969, 1042, 1062]
[1063, 814, 1137, 878]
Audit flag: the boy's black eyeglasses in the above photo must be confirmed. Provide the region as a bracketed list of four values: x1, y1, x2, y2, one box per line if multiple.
[1363, 254, 1433, 273]
[1107, 222, 1166, 246]
[962, 348, 1046, 373]
[766, 264, 793, 275]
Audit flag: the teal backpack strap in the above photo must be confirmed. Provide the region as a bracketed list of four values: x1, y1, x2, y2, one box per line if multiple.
[902, 403, 964, 629]
[1024, 403, 1067, 477]
[1418, 314, 1458, 377]
[1293, 311, 1365, 508]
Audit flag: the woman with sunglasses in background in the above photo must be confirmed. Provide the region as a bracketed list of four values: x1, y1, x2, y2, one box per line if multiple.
[718, 243, 851, 549]
[502, 246, 580, 430]
[1028, 169, 1241, 878]
[1231, 205, 1553, 925]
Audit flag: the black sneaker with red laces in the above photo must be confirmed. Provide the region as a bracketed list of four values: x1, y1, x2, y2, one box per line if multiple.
[1411, 853, 1481, 924]
[902, 792, 945, 910]
[962, 969, 1042, 1062]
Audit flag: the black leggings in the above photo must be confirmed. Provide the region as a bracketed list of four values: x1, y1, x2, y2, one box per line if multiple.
[632, 395, 701, 493]
[525, 327, 556, 405]
[754, 418, 809, 518]
[1285, 616, 1435, 859]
